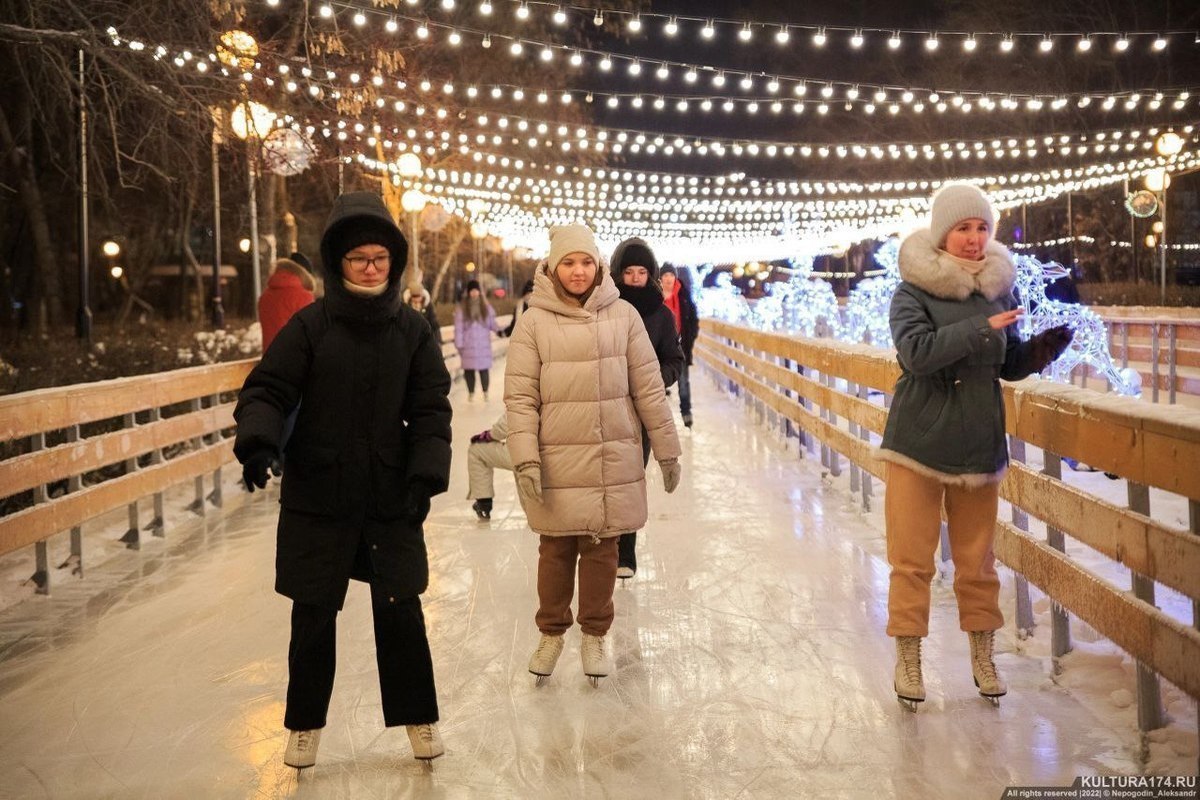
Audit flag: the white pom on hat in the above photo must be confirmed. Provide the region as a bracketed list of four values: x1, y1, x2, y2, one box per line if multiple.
[929, 183, 995, 246]
[547, 224, 600, 270]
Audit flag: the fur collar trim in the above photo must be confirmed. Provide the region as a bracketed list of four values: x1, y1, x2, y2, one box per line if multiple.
[898, 229, 1015, 302]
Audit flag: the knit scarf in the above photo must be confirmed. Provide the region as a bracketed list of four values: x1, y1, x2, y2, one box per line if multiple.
[662, 281, 683, 333]
[342, 278, 389, 297]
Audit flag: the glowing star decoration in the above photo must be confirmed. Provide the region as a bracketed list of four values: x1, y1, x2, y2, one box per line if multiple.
[261, 128, 316, 176]
[841, 237, 900, 346]
[1011, 255, 1141, 396]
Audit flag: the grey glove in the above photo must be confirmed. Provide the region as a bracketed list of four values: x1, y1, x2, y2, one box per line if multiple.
[659, 458, 681, 494]
[515, 462, 543, 505]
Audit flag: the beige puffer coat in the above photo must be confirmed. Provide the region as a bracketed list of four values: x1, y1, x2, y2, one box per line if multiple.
[505, 265, 682, 537]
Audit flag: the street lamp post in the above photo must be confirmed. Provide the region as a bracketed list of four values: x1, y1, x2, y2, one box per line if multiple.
[211, 115, 224, 329]
[76, 49, 92, 344]
[1150, 132, 1186, 305]
[401, 188, 427, 285]
[230, 99, 276, 318]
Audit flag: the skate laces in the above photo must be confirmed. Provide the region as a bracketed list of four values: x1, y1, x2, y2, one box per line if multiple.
[535, 636, 560, 659]
[899, 638, 922, 685]
[583, 635, 605, 660]
[295, 731, 317, 752]
[971, 632, 998, 682]
[412, 724, 436, 743]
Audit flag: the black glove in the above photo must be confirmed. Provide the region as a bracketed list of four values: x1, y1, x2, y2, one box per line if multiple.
[242, 450, 281, 492]
[404, 481, 433, 524]
[1029, 324, 1074, 372]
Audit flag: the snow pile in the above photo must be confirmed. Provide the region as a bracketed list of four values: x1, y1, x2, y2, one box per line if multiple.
[185, 323, 262, 365]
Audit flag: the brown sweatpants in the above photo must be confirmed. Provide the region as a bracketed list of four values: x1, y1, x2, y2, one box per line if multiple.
[885, 462, 1004, 638]
[536, 535, 619, 637]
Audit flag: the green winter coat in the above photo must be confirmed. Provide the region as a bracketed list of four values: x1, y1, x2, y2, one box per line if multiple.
[877, 229, 1038, 486]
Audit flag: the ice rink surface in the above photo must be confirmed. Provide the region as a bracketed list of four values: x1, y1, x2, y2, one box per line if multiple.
[0, 358, 1147, 799]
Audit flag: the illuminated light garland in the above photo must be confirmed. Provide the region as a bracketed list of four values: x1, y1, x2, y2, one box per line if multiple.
[292, 0, 1196, 58]
[706, 241, 1141, 396]
[282, 8, 1197, 118]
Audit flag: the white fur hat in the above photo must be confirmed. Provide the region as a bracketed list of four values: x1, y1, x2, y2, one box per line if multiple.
[929, 183, 995, 246]
[547, 224, 599, 270]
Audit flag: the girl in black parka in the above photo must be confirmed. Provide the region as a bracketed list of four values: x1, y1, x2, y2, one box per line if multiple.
[610, 237, 685, 579]
[234, 191, 453, 768]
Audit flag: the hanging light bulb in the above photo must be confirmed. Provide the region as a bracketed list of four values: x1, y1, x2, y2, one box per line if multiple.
[656, 63, 669, 79]
[479, 1, 492, 14]
[1152, 35, 1167, 50]
[1000, 35, 1014, 52]
[813, 27, 827, 47]
[925, 32, 939, 50]
[850, 30, 864, 48]
[963, 35, 977, 51]
[888, 31, 901, 49]
[1039, 35, 1054, 52]
[702, 20, 715, 39]
[739, 24, 753, 42]
[593, 9, 603, 26]
[552, 6, 566, 24]
[775, 26, 790, 44]
[664, 17, 678, 36]
[515, 3, 529, 20]
[1077, 36, 1092, 51]
[1115, 35, 1130, 51]
[628, 15, 642, 33]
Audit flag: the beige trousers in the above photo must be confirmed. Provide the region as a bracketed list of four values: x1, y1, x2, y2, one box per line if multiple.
[885, 462, 1003, 637]
[535, 535, 619, 637]
[466, 440, 512, 499]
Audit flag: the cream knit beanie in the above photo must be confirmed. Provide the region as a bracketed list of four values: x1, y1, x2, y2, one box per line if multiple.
[547, 224, 600, 270]
[929, 183, 995, 247]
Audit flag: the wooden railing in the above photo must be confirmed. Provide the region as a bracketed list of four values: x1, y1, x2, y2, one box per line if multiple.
[0, 359, 256, 592]
[0, 320, 511, 595]
[697, 318, 1200, 739]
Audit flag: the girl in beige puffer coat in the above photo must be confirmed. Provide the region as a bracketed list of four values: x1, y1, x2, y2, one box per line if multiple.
[505, 224, 682, 685]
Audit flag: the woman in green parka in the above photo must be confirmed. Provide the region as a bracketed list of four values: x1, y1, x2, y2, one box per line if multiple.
[877, 183, 1073, 710]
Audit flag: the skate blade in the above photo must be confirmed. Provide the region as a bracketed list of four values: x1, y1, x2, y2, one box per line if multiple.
[973, 678, 1006, 702]
[532, 673, 549, 686]
[588, 676, 602, 688]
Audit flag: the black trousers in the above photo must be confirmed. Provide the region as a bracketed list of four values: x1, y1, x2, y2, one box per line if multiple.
[284, 583, 439, 731]
[617, 427, 653, 571]
[464, 369, 490, 394]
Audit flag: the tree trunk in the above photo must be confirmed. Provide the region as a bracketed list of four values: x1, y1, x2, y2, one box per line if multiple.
[0, 97, 63, 332]
[431, 225, 468, 304]
[180, 191, 205, 322]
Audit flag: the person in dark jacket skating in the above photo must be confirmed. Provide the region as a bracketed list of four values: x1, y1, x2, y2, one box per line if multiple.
[610, 238, 685, 580]
[877, 183, 1072, 711]
[660, 265, 699, 428]
[233, 191, 453, 767]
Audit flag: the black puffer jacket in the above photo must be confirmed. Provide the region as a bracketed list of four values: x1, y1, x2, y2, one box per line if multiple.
[234, 192, 452, 609]
[611, 238, 684, 388]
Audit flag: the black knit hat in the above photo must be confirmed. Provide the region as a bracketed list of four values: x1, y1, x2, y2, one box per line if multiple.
[288, 251, 313, 272]
[659, 264, 677, 276]
[465, 279, 482, 293]
[610, 238, 659, 279]
[327, 219, 403, 266]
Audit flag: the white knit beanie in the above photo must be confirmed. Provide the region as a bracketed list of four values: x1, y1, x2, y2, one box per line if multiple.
[929, 183, 995, 247]
[547, 224, 600, 270]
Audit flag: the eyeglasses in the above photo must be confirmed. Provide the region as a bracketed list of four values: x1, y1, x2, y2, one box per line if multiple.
[343, 253, 391, 270]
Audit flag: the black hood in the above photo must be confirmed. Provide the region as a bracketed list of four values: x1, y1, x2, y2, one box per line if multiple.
[617, 281, 666, 318]
[318, 191, 408, 321]
[610, 237, 659, 280]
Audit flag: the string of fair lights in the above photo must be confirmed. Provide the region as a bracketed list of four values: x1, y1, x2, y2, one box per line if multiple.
[101, 17, 1197, 256]
[109, 30, 1197, 168]
[270, 6, 1199, 119]
[271, 0, 1198, 57]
